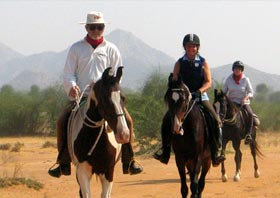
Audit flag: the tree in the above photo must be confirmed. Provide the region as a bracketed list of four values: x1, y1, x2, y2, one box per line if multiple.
[255, 83, 269, 101]
[125, 71, 168, 138]
[269, 91, 280, 102]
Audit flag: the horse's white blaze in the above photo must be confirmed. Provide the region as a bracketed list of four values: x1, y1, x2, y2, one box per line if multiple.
[77, 161, 93, 198]
[99, 174, 113, 198]
[173, 115, 183, 135]
[111, 90, 130, 144]
[107, 131, 122, 161]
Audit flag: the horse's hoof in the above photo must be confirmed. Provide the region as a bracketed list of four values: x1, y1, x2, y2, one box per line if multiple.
[233, 175, 240, 182]
[222, 174, 228, 182]
[254, 170, 260, 178]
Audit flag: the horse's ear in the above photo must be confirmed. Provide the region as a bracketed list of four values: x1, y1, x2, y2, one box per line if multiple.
[168, 73, 173, 82]
[116, 66, 123, 83]
[177, 73, 182, 82]
[102, 67, 113, 82]
[219, 89, 224, 96]
[214, 89, 218, 98]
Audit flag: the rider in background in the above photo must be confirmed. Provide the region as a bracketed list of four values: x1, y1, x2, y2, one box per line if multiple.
[222, 60, 254, 144]
[48, 11, 143, 178]
[154, 33, 225, 166]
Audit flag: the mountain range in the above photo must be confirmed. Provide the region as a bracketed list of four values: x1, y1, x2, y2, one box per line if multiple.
[0, 29, 279, 92]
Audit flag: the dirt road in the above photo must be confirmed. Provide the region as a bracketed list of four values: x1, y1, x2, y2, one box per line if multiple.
[1, 132, 280, 198]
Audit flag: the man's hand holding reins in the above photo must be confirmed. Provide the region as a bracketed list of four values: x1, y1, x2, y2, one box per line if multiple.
[69, 85, 81, 99]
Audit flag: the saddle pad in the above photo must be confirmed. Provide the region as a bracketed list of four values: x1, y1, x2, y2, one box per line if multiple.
[68, 106, 86, 166]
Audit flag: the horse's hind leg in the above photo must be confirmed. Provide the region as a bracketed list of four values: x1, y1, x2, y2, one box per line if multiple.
[250, 131, 260, 178]
[76, 162, 92, 198]
[99, 174, 113, 198]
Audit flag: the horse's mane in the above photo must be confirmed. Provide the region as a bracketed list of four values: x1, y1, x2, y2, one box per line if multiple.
[224, 95, 239, 114]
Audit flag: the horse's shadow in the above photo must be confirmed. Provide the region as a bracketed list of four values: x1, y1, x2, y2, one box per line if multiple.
[116, 176, 221, 186]
[116, 178, 180, 186]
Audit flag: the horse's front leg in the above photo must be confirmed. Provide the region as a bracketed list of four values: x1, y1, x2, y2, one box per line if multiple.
[99, 174, 113, 198]
[175, 156, 188, 198]
[221, 140, 229, 182]
[198, 156, 211, 197]
[76, 161, 92, 198]
[232, 140, 242, 182]
[189, 159, 202, 198]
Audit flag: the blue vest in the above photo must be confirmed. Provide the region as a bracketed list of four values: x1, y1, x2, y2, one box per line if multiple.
[178, 55, 205, 92]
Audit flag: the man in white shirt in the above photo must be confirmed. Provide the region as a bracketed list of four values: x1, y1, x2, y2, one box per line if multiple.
[48, 11, 143, 178]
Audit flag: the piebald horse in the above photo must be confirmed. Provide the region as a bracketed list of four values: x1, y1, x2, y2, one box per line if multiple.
[68, 67, 130, 198]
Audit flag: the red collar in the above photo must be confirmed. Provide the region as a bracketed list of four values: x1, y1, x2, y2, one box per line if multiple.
[233, 73, 243, 85]
[86, 35, 104, 48]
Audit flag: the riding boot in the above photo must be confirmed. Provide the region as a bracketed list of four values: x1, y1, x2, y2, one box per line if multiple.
[211, 127, 226, 167]
[121, 108, 143, 175]
[214, 127, 226, 165]
[48, 106, 72, 178]
[201, 101, 225, 167]
[121, 143, 143, 175]
[153, 146, 171, 165]
[244, 105, 254, 145]
[153, 111, 172, 164]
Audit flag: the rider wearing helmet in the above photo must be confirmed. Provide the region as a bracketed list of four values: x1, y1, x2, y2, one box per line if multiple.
[232, 60, 245, 72]
[154, 33, 225, 167]
[223, 60, 254, 144]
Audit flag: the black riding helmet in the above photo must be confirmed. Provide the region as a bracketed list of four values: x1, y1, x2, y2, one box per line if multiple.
[183, 34, 200, 47]
[232, 60, 245, 71]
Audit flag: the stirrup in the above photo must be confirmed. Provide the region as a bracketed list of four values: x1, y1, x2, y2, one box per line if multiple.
[245, 134, 253, 145]
[48, 162, 59, 171]
[128, 159, 143, 175]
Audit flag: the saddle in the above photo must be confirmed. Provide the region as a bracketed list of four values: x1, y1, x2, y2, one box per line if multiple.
[238, 105, 260, 127]
[197, 104, 218, 144]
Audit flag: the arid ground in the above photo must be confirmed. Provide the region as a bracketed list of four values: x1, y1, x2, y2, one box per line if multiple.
[1, 132, 280, 198]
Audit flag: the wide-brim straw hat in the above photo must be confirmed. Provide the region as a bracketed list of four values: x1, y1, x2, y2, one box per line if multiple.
[79, 11, 109, 24]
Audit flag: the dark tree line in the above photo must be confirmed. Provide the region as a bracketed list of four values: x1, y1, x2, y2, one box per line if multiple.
[0, 84, 67, 136]
[0, 75, 280, 137]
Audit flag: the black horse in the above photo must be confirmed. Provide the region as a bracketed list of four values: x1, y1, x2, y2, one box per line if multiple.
[164, 74, 211, 198]
[213, 89, 262, 182]
[68, 67, 130, 198]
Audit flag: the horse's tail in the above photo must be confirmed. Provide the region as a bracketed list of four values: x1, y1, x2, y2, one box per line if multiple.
[252, 140, 264, 158]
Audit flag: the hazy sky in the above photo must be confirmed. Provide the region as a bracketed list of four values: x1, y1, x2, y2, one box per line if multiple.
[1, 0, 280, 75]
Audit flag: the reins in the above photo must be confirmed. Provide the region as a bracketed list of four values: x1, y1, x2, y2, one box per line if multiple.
[70, 84, 106, 156]
[183, 97, 198, 120]
[221, 99, 244, 125]
[170, 88, 196, 121]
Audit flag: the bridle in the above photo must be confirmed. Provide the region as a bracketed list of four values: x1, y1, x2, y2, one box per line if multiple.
[214, 96, 243, 125]
[71, 83, 126, 156]
[169, 87, 197, 135]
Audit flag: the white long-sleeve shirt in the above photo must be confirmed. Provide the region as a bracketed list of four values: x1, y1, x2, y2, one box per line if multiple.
[63, 38, 122, 99]
[222, 74, 254, 105]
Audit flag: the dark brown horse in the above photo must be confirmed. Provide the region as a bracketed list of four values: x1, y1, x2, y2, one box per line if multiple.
[164, 74, 211, 198]
[68, 67, 130, 198]
[213, 89, 262, 182]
